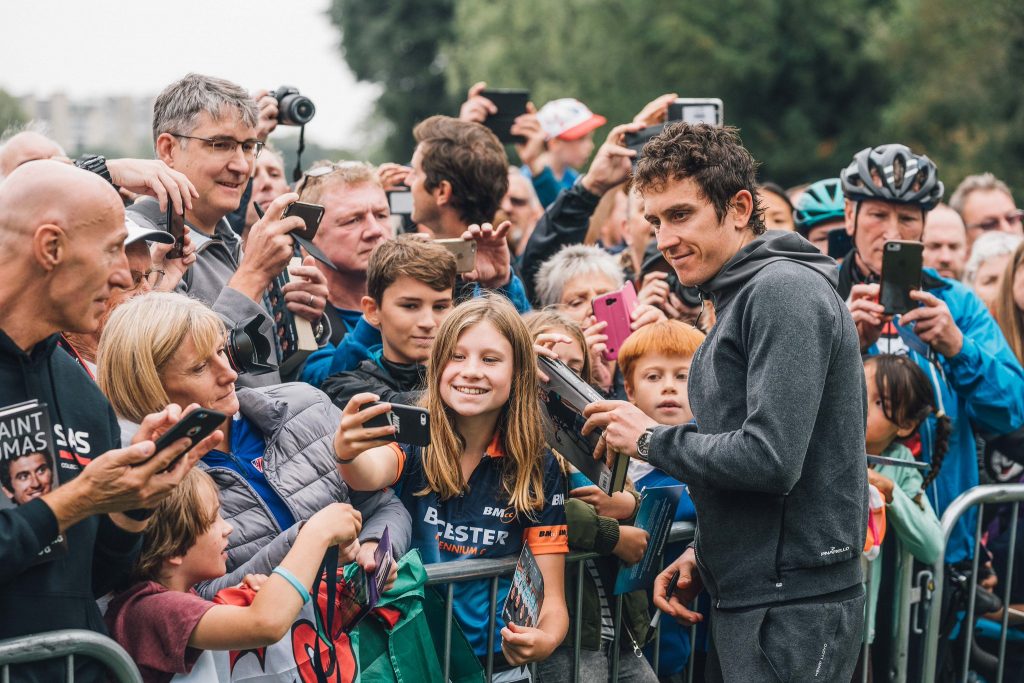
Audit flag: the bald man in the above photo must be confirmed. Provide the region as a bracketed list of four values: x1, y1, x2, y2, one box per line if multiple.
[922, 203, 969, 281]
[0, 160, 221, 683]
[0, 130, 68, 178]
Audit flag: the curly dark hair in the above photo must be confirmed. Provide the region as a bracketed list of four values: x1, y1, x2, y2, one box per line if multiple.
[413, 115, 509, 226]
[866, 354, 950, 493]
[631, 122, 766, 235]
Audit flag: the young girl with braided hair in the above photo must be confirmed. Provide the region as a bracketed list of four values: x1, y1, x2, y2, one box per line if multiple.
[861, 353, 948, 654]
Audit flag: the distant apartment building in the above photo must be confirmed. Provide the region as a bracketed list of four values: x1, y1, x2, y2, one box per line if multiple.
[18, 93, 154, 157]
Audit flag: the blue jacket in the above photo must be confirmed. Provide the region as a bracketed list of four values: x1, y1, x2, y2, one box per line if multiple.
[862, 269, 1024, 563]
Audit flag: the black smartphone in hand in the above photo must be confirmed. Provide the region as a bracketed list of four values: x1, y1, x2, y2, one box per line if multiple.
[361, 402, 431, 447]
[480, 89, 530, 144]
[165, 203, 186, 259]
[152, 408, 226, 471]
[880, 240, 923, 315]
[283, 201, 325, 241]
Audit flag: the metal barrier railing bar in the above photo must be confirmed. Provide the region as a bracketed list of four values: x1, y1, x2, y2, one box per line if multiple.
[921, 483, 1024, 682]
[0, 629, 142, 683]
[425, 520, 697, 682]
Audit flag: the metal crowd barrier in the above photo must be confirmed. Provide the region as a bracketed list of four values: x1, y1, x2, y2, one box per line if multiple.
[425, 520, 697, 682]
[0, 629, 142, 683]
[921, 483, 1024, 682]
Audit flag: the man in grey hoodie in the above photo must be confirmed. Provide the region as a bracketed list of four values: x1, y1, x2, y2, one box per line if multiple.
[583, 123, 868, 681]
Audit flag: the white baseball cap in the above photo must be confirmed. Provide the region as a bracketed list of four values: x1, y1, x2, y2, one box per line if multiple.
[536, 98, 607, 141]
[125, 216, 174, 245]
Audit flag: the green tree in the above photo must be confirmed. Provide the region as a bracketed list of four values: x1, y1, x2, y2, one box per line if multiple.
[873, 0, 1024, 197]
[0, 88, 27, 136]
[442, 0, 892, 186]
[329, 0, 457, 162]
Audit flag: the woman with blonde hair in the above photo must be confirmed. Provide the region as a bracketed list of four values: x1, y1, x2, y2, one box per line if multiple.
[97, 292, 410, 598]
[993, 241, 1024, 367]
[334, 294, 570, 677]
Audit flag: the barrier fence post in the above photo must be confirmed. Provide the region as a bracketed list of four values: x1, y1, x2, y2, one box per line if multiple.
[0, 630, 142, 683]
[921, 483, 1024, 682]
[995, 501, 1019, 683]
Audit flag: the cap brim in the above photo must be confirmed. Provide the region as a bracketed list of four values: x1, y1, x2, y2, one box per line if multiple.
[557, 114, 607, 141]
[126, 227, 174, 245]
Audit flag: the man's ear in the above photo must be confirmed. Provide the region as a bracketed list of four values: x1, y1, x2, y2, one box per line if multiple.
[844, 199, 857, 237]
[155, 133, 179, 168]
[361, 295, 381, 327]
[33, 224, 65, 272]
[434, 180, 453, 208]
[731, 189, 754, 231]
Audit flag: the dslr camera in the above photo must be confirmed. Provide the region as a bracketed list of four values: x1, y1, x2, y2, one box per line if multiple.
[269, 86, 316, 126]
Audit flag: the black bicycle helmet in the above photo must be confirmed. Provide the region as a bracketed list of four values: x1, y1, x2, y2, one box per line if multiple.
[840, 144, 943, 211]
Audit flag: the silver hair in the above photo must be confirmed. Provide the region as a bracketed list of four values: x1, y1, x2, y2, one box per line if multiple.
[534, 244, 625, 308]
[963, 231, 1024, 286]
[151, 73, 258, 142]
[949, 173, 1014, 215]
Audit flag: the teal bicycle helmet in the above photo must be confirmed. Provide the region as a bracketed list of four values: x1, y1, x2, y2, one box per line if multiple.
[794, 178, 845, 235]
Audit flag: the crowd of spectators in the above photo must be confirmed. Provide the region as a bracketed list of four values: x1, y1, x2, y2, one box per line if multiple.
[1, 71, 1023, 682]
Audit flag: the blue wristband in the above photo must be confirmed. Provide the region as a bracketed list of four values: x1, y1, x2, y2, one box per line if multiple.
[272, 567, 311, 605]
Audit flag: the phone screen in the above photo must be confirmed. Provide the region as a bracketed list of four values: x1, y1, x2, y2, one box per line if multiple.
[880, 241, 923, 315]
[388, 190, 413, 216]
[667, 99, 724, 127]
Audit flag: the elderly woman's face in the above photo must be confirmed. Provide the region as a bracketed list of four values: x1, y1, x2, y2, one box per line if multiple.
[558, 272, 620, 325]
[973, 254, 1011, 311]
[161, 335, 239, 417]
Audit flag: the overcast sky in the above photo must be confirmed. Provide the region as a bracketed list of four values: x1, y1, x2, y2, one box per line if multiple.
[0, 0, 378, 148]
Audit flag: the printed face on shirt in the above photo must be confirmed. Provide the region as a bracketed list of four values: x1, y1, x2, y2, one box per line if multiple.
[312, 181, 390, 275]
[367, 276, 454, 365]
[625, 352, 694, 425]
[558, 272, 619, 325]
[2, 452, 54, 505]
[439, 320, 514, 420]
[177, 485, 233, 583]
[161, 335, 240, 417]
[644, 177, 757, 287]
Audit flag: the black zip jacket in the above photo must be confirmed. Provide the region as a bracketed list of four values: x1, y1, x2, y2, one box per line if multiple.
[0, 329, 140, 682]
[321, 356, 426, 410]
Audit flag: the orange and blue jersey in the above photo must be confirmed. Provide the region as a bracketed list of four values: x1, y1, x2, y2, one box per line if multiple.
[387, 435, 568, 656]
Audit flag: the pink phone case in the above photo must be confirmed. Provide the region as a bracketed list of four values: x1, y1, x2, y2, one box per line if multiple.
[592, 280, 638, 361]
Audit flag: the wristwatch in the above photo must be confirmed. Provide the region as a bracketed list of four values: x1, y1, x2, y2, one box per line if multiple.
[74, 154, 114, 187]
[636, 427, 657, 461]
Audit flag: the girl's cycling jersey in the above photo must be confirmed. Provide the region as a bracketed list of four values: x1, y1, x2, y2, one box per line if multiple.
[388, 435, 568, 655]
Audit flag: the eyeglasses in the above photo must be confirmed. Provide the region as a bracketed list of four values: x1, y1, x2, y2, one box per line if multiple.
[171, 133, 264, 160]
[126, 268, 164, 292]
[967, 209, 1024, 232]
[296, 161, 374, 194]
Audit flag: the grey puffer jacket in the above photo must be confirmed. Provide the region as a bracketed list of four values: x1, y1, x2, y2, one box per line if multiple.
[195, 383, 411, 597]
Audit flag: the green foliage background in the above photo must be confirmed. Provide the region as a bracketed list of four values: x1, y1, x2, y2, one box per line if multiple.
[331, 0, 1024, 195]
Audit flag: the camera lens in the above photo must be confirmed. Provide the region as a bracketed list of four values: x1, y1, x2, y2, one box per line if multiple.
[274, 86, 316, 126]
[225, 314, 274, 375]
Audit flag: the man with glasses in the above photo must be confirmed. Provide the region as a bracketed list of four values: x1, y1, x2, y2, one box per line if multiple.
[126, 73, 328, 387]
[950, 172, 1023, 248]
[839, 144, 1024, 587]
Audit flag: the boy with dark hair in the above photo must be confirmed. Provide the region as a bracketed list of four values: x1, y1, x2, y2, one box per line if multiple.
[321, 235, 458, 409]
[585, 122, 868, 681]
